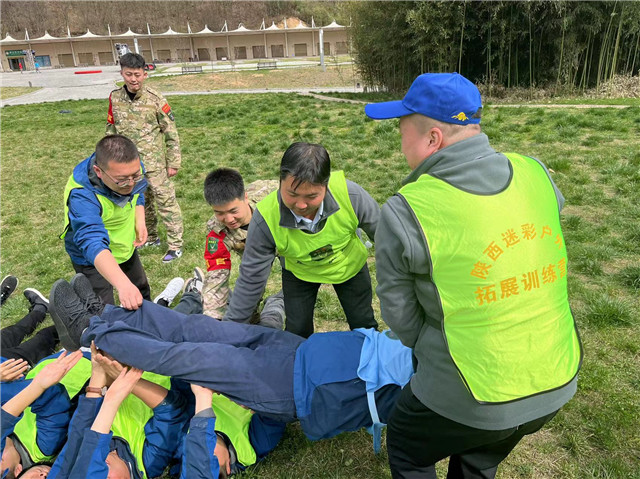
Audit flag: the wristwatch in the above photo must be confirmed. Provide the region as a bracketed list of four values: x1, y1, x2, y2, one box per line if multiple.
[86, 386, 108, 396]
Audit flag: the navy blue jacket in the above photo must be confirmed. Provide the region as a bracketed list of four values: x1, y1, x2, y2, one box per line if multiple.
[48, 389, 190, 479]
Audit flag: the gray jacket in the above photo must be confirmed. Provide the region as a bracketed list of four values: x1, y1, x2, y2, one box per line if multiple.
[375, 133, 577, 430]
[224, 179, 380, 323]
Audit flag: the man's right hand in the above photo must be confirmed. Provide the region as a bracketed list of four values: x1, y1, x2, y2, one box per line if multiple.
[116, 280, 143, 310]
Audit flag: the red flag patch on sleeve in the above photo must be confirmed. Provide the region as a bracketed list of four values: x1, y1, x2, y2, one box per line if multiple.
[107, 95, 114, 124]
[162, 103, 171, 114]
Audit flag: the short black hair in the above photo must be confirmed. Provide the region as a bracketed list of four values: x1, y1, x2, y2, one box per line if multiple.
[95, 135, 140, 169]
[15, 462, 53, 478]
[280, 142, 330, 189]
[204, 168, 246, 206]
[120, 52, 146, 69]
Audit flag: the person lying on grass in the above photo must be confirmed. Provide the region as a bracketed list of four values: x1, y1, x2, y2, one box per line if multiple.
[49, 276, 414, 475]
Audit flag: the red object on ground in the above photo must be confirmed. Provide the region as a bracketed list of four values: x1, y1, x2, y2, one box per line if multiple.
[74, 70, 102, 74]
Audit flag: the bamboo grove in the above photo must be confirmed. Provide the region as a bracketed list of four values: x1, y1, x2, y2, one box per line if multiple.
[348, 1, 640, 93]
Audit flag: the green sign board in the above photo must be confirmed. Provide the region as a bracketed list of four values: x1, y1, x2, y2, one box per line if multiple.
[6, 50, 26, 57]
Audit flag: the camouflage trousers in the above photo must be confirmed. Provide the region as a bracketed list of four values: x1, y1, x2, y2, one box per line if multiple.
[144, 169, 183, 250]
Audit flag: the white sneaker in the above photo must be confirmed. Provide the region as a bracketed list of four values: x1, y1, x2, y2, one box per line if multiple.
[154, 277, 185, 306]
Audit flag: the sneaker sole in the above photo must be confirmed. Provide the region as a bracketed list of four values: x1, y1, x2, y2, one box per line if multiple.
[23, 288, 49, 305]
[49, 279, 82, 351]
[193, 266, 205, 283]
[162, 255, 182, 264]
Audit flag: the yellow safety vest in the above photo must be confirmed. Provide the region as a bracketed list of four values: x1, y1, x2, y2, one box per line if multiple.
[399, 153, 582, 403]
[257, 171, 367, 283]
[13, 356, 92, 463]
[211, 394, 257, 467]
[61, 176, 139, 264]
[110, 372, 171, 479]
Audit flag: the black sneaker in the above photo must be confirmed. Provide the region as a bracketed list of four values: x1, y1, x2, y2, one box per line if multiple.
[1, 275, 18, 305]
[49, 279, 93, 351]
[23, 288, 49, 313]
[137, 238, 161, 249]
[70, 273, 105, 316]
[183, 267, 204, 295]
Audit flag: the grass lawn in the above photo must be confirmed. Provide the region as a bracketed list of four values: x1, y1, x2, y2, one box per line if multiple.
[0, 86, 42, 99]
[1, 94, 639, 478]
[142, 64, 359, 91]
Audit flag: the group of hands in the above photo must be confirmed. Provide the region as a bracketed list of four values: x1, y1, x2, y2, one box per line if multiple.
[1, 342, 214, 410]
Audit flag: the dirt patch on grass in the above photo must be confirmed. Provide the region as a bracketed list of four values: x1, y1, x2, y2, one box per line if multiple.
[147, 65, 360, 92]
[0, 86, 42, 99]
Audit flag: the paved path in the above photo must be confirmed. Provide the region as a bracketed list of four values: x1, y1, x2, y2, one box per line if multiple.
[0, 59, 356, 107]
[1, 65, 121, 106]
[1, 66, 634, 108]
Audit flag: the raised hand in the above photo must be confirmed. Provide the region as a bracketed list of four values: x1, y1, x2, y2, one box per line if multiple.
[31, 351, 83, 390]
[103, 367, 143, 406]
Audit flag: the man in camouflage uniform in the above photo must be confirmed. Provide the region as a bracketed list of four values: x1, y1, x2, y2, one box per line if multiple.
[106, 52, 184, 263]
[202, 168, 278, 320]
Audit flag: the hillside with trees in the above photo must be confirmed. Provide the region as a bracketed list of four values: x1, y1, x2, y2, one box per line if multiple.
[348, 1, 640, 92]
[0, 0, 349, 38]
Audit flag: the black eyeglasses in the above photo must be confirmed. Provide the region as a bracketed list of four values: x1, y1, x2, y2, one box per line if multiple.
[98, 167, 144, 187]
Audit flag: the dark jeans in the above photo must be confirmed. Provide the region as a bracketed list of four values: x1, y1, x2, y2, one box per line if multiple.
[158, 290, 203, 315]
[72, 250, 151, 305]
[1, 305, 58, 365]
[81, 300, 304, 422]
[387, 383, 559, 479]
[281, 263, 378, 338]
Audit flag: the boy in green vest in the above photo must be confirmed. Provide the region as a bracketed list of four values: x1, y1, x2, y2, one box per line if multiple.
[47, 343, 191, 479]
[223, 142, 380, 338]
[365, 72, 582, 478]
[62, 134, 150, 310]
[1, 350, 84, 479]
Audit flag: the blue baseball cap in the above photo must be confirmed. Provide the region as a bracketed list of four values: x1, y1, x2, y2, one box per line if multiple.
[364, 72, 482, 125]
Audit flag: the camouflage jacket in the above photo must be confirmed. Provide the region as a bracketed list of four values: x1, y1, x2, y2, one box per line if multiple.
[202, 179, 279, 319]
[106, 85, 181, 172]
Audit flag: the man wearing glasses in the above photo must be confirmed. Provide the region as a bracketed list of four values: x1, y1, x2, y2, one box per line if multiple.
[61, 134, 150, 310]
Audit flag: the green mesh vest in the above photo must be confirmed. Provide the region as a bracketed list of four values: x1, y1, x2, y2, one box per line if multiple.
[257, 171, 368, 283]
[399, 153, 582, 403]
[12, 356, 92, 463]
[211, 394, 257, 467]
[109, 372, 171, 479]
[61, 175, 139, 264]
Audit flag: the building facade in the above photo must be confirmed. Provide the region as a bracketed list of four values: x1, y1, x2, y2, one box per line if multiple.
[1, 19, 349, 71]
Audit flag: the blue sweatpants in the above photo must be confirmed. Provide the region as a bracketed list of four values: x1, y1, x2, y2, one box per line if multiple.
[81, 300, 304, 422]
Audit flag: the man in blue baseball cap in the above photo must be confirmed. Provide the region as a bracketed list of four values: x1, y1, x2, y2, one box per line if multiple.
[366, 72, 582, 478]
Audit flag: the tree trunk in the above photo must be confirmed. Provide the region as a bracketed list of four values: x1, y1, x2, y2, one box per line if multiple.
[610, 2, 625, 80]
[507, 4, 512, 88]
[556, 11, 566, 91]
[528, 6, 533, 93]
[458, 0, 466, 73]
[597, 3, 616, 89]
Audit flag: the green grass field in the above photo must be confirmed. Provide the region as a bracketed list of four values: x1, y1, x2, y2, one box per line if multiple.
[1, 94, 639, 478]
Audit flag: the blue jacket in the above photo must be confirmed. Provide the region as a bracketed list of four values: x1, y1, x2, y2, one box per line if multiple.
[179, 410, 220, 479]
[294, 329, 413, 442]
[63, 154, 146, 265]
[1, 352, 89, 465]
[48, 389, 190, 479]
[177, 410, 285, 479]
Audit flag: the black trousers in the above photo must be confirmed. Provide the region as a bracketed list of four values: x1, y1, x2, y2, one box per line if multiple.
[1, 305, 58, 366]
[281, 263, 378, 338]
[72, 250, 151, 305]
[387, 383, 559, 479]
